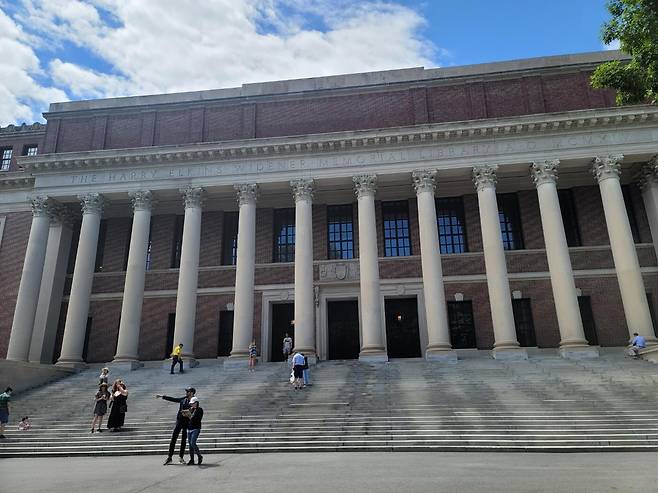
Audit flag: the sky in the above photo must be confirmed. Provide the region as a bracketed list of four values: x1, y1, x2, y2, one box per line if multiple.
[0, 0, 618, 126]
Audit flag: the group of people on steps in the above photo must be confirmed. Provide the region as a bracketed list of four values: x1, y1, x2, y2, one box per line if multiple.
[91, 367, 129, 432]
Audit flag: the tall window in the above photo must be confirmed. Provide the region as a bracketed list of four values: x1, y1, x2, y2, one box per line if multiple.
[436, 196, 468, 253]
[382, 200, 412, 257]
[0, 147, 12, 171]
[497, 193, 524, 250]
[558, 189, 581, 247]
[273, 208, 295, 263]
[327, 204, 354, 259]
[22, 145, 38, 156]
[94, 219, 108, 272]
[221, 211, 239, 266]
[171, 215, 184, 268]
[622, 185, 640, 243]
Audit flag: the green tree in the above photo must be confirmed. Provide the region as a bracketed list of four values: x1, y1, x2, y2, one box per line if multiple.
[590, 0, 658, 105]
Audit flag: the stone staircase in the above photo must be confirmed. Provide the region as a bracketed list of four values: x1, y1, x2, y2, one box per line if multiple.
[3, 348, 658, 457]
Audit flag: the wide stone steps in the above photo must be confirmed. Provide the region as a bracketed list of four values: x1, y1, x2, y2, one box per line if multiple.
[3, 350, 658, 456]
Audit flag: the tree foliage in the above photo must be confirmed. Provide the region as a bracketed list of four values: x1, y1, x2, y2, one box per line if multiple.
[590, 0, 658, 105]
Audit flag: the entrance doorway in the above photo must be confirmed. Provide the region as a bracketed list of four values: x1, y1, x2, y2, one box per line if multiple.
[578, 296, 598, 345]
[164, 313, 175, 359]
[327, 300, 360, 360]
[512, 298, 537, 347]
[271, 303, 294, 362]
[447, 301, 477, 348]
[217, 310, 234, 357]
[384, 297, 421, 358]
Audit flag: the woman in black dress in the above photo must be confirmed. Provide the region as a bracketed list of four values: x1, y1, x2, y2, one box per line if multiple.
[107, 379, 128, 432]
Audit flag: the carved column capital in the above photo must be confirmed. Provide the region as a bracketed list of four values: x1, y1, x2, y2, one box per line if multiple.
[179, 186, 204, 209]
[129, 190, 154, 212]
[639, 155, 658, 191]
[29, 195, 50, 217]
[530, 159, 560, 187]
[353, 174, 377, 198]
[472, 165, 497, 192]
[592, 154, 623, 183]
[412, 169, 437, 195]
[290, 178, 314, 202]
[234, 183, 258, 206]
[78, 193, 104, 216]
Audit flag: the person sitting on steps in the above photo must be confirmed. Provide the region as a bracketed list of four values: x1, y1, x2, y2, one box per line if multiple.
[629, 332, 646, 358]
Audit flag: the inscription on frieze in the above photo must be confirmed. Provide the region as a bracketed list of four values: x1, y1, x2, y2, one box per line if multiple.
[319, 262, 360, 282]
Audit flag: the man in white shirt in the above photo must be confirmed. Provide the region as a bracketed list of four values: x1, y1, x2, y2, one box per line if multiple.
[629, 332, 647, 358]
[291, 352, 305, 390]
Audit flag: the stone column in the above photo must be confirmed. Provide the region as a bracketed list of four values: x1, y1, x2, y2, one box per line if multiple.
[291, 178, 316, 360]
[353, 174, 387, 362]
[57, 193, 105, 368]
[29, 204, 74, 364]
[6, 196, 52, 362]
[472, 166, 526, 360]
[227, 184, 258, 366]
[593, 155, 657, 343]
[173, 186, 204, 365]
[412, 170, 456, 361]
[640, 156, 658, 262]
[531, 160, 598, 358]
[113, 191, 154, 370]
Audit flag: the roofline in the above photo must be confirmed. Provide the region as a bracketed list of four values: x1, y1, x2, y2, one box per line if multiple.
[46, 50, 627, 115]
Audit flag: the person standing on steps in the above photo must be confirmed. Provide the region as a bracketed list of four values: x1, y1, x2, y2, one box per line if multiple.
[186, 396, 204, 465]
[282, 333, 293, 362]
[291, 351, 305, 390]
[302, 353, 311, 387]
[91, 382, 110, 433]
[0, 387, 12, 439]
[157, 386, 195, 465]
[170, 343, 184, 374]
[98, 367, 109, 386]
[107, 380, 128, 432]
[248, 339, 258, 372]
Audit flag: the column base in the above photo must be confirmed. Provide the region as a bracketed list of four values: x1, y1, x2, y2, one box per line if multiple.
[110, 359, 144, 371]
[224, 356, 249, 369]
[491, 347, 528, 360]
[425, 349, 458, 362]
[55, 359, 88, 370]
[359, 348, 388, 363]
[559, 345, 599, 359]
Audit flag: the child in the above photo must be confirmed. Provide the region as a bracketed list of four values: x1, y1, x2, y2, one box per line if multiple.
[248, 340, 258, 372]
[99, 367, 110, 386]
[18, 416, 31, 431]
[91, 383, 110, 433]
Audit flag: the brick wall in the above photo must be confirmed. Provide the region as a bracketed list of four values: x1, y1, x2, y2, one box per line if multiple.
[0, 128, 46, 172]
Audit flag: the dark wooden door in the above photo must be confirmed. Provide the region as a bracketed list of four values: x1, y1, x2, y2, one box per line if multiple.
[385, 298, 421, 358]
[217, 310, 234, 357]
[270, 303, 295, 362]
[447, 301, 476, 349]
[327, 300, 360, 360]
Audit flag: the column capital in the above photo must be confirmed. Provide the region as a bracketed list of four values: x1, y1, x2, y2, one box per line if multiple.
[290, 178, 314, 202]
[639, 155, 658, 191]
[412, 169, 437, 195]
[29, 195, 51, 217]
[78, 193, 104, 216]
[47, 203, 75, 227]
[234, 183, 258, 206]
[179, 186, 204, 209]
[592, 154, 624, 183]
[129, 190, 154, 212]
[353, 174, 377, 198]
[530, 159, 560, 187]
[472, 165, 497, 192]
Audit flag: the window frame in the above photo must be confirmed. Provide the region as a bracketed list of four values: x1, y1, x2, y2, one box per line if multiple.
[436, 196, 468, 254]
[0, 147, 13, 171]
[221, 211, 239, 266]
[622, 184, 640, 243]
[497, 193, 524, 250]
[327, 204, 354, 260]
[22, 144, 38, 157]
[170, 215, 184, 268]
[273, 208, 296, 263]
[557, 189, 582, 247]
[382, 200, 412, 257]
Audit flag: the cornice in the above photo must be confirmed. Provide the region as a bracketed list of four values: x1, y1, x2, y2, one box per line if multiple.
[0, 122, 46, 137]
[18, 105, 658, 174]
[0, 171, 35, 190]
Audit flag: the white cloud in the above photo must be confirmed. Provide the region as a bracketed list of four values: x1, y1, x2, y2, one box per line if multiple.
[604, 39, 621, 50]
[0, 0, 440, 125]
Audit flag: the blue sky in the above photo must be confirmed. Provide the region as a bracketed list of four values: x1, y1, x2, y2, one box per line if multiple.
[0, 0, 616, 126]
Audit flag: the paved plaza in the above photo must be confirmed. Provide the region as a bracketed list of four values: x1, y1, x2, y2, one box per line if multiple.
[0, 452, 653, 493]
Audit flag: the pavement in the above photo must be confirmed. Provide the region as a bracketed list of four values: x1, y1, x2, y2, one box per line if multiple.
[0, 452, 655, 493]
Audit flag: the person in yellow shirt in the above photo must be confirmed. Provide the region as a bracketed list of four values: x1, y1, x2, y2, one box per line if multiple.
[170, 343, 184, 374]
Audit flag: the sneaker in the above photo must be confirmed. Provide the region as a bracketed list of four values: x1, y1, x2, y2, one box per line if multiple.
[187, 459, 195, 465]
[97, 428, 103, 433]
[178, 457, 186, 464]
[163, 457, 172, 466]
[198, 455, 203, 465]
[91, 428, 95, 433]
